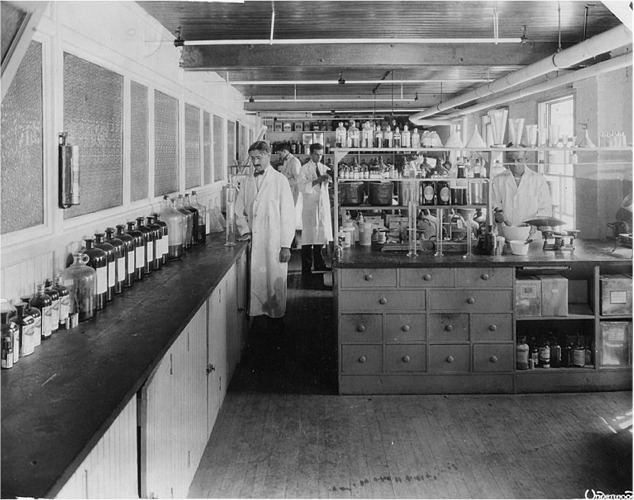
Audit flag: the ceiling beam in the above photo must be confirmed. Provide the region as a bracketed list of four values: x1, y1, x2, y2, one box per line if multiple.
[180, 42, 563, 70]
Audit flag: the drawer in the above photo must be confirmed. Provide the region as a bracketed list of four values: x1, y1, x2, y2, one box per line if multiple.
[429, 290, 512, 313]
[341, 268, 397, 288]
[429, 344, 470, 372]
[385, 314, 426, 342]
[341, 345, 382, 374]
[339, 290, 425, 311]
[340, 314, 382, 343]
[459, 267, 513, 288]
[473, 344, 514, 372]
[385, 345, 426, 373]
[399, 268, 455, 288]
[429, 313, 469, 342]
[471, 314, 513, 341]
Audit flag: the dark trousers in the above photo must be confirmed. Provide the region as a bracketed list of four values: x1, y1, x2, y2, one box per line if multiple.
[301, 244, 326, 273]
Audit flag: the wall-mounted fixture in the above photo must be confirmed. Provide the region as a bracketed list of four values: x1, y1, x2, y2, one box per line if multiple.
[59, 132, 80, 209]
[338, 72, 346, 85]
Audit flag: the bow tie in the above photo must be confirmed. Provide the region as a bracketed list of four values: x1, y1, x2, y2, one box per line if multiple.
[254, 169, 265, 177]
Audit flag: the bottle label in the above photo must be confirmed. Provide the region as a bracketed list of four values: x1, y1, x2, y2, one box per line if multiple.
[59, 295, 70, 322]
[147, 241, 154, 262]
[108, 261, 116, 287]
[42, 305, 53, 337]
[127, 250, 135, 274]
[33, 315, 42, 346]
[51, 299, 60, 329]
[117, 257, 126, 283]
[440, 186, 450, 203]
[161, 236, 169, 256]
[12, 329, 19, 363]
[573, 348, 585, 367]
[97, 266, 107, 294]
[21, 323, 35, 356]
[136, 246, 145, 268]
[539, 346, 550, 367]
[423, 185, 435, 202]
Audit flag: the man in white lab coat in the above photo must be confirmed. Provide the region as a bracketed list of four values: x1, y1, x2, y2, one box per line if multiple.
[278, 143, 303, 246]
[235, 141, 296, 318]
[297, 143, 333, 276]
[491, 149, 553, 227]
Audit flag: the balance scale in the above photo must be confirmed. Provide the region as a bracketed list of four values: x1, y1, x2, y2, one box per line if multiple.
[524, 217, 577, 252]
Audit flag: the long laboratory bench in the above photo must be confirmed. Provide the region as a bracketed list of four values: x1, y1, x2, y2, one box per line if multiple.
[1, 235, 249, 499]
[333, 239, 632, 395]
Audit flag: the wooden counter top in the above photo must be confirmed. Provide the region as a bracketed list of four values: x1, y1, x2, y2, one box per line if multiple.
[1, 235, 248, 499]
[333, 239, 632, 268]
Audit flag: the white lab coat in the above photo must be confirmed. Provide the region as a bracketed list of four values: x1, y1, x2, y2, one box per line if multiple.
[235, 167, 296, 318]
[491, 167, 552, 226]
[279, 153, 303, 229]
[297, 160, 333, 245]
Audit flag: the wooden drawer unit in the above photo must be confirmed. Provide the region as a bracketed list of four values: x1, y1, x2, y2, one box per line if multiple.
[341, 345, 382, 374]
[429, 344, 470, 372]
[473, 344, 514, 372]
[339, 289, 425, 311]
[471, 314, 513, 342]
[340, 314, 382, 343]
[429, 290, 512, 313]
[429, 313, 469, 342]
[385, 314, 426, 342]
[385, 345, 426, 373]
[341, 268, 397, 288]
[458, 267, 513, 288]
[399, 268, 455, 288]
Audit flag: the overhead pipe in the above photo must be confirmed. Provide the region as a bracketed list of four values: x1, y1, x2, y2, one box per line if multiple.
[410, 24, 632, 121]
[443, 52, 632, 119]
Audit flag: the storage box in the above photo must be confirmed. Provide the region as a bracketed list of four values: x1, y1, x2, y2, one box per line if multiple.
[274, 122, 283, 132]
[283, 122, 292, 132]
[600, 274, 632, 316]
[539, 275, 568, 316]
[600, 321, 631, 366]
[294, 122, 303, 131]
[515, 277, 541, 317]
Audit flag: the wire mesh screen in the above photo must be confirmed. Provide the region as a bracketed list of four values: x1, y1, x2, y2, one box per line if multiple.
[213, 115, 224, 183]
[154, 90, 179, 196]
[1, 2, 27, 64]
[63, 53, 123, 219]
[240, 124, 248, 161]
[130, 81, 149, 202]
[227, 120, 236, 174]
[184, 104, 200, 189]
[203, 111, 211, 185]
[1, 41, 43, 234]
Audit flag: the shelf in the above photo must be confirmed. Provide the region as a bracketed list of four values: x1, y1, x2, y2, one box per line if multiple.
[599, 315, 633, 321]
[516, 366, 597, 373]
[337, 178, 490, 183]
[339, 204, 487, 210]
[516, 303, 595, 320]
[333, 146, 632, 153]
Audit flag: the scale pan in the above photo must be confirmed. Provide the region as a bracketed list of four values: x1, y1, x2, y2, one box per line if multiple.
[524, 217, 567, 227]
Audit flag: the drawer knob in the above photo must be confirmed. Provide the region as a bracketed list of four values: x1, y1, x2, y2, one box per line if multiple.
[358, 356, 367, 363]
[423, 274, 432, 281]
[446, 356, 455, 363]
[445, 324, 454, 332]
[357, 324, 366, 333]
[379, 297, 387, 305]
[490, 356, 498, 363]
[402, 325, 410, 332]
[489, 324, 498, 332]
[402, 355, 411, 363]
[481, 273, 490, 280]
[364, 274, 373, 281]
[467, 297, 475, 305]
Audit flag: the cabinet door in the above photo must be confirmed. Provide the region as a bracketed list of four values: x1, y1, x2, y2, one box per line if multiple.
[429, 313, 469, 342]
[224, 263, 240, 380]
[385, 345, 426, 373]
[428, 344, 470, 372]
[340, 313, 382, 343]
[385, 313, 426, 342]
[473, 344, 514, 372]
[471, 313, 513, 341]
[207, 281, 227, 437]
[399, 268, 455, 288]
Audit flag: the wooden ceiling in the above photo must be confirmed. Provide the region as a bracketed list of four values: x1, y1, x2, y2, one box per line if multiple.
[139, 1, 626, 118]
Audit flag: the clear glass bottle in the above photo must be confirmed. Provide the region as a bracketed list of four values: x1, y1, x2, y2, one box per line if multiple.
[402, 125, 411, 148]
[146, 216, 163, 271]
[160, 196, 185, 260]
[184, 194, 199, 245]
[135, 217, 154, 275]
[393, 127, 402, 148]
[10, 303, 35, 358]
[538, 338, 551, 368]
[348, 120, 360, 148]
[84, 238, 107, 311]
[94, 233, 116, 301]
[411, 128, 421, 149]
[151, 210, 169, 266]
[126, 221, 145, 281]
[30, 284, 54, 339]
[1, 300, 17, 369]
[383, 126, 393, 148]
[61, 252, 96, 322]
[116, 224, 136, 287]
[105, 227, 126, 294]
[52, 277, 70, 328]
[374, 124, 383, 148]
[19, 295, 42, 345]
[176, 195, 193, 250]
[516, 336, 529, 370]
[44, 278, 60, 332]
[572, 334, 586, 367]
[225, 177, 239, 247]
[190, 191, 207, 243]
[549, 334, 561, 368]
[335, 122, 346, 148]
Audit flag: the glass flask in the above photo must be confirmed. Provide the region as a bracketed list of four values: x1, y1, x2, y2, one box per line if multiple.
[19, 295, 42, 345]
[44, 278, 60, 331]
[224, 177, 239, 246]
[151, 209, 169, 266]
[94, 233, 116, 301]
[52, 277, 71, 328]
[105, 227, 126, 294]
[135, 217, 154, 276]
[10, 303, 35, 358]
[116, 224, 136, 287]
[84, 238, 107, 311]
[126, 221, 145, 281]
[159, 196, 184, 260]
[1, 300, 17, 369]
[61, 252, 96, 322]
[184, 194, 199, 245]
[146, 216, 163, 271]
[190, 191, 207, 243]
[30, 284, 54, 339]
[176, 195, 193, 250]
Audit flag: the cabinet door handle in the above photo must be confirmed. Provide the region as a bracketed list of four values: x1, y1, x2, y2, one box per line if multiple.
[467, 297, 475, 304]
[489, 356, 498, 363]
[402, 325, 410, 332]
[357, 324, 366, 333]
[402, 355, 411, 363]
[364, 274, 373, 281]
[446, 356, 455, 363]
[379, 297, 387, 305]
[358, 356, 367, 363]
[481, 273, 490, 280]
[445, 324, 454, 332]
[489, 324, 498, 331]
[206, 363, 216, 374]
[423, 274, 432, 281]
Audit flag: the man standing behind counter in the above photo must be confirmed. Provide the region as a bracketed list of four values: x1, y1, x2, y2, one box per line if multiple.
[235, 141, 296, 319]
[278, 142, 303, 247]
[491, 149, 553, 227]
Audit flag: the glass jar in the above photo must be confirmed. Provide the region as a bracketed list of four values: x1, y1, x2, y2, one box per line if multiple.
[126, 221, 145, 281]
[105, 227, 126, 294]
[30, 284, 54, 339]
[84, 238, 107, 311]
[116, 224, 135, 287]
[190, 191, 207, 243]
[62, 252, 97, 322]
[184, 194, 199, 245]
[10, 303, 35, 358]
[151, 210, 169, 266]
[94, 233, 116, 301]
[135, 217, 154, 275]
[160, 196, 184, 260]
[146, 216, 163, 271]
[44, 278, 61, 332]
[176, 195, 193, 250]
[19, 295, 42, 345]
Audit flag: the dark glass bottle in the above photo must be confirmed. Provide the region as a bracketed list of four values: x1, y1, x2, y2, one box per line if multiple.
[572, 334, 586, 367]
[44, 279, 60, 332]
[20, 295, 42, 345]
[52, 278, 70, 329]
[563, 341, 573, 367]
[176, 195, 193, 250]
[538, 338, 551, 368]
[191, 191, 207, 243]
[126, 221, 145, 281]
[529, 336, 539, 369]
[105, 227, 126, 294]
[95, 233, 116, 301]
[30, 284, 54, 339]
[146, 216, 163, 271]
[436, 179, 450, 205]
[151, 211, 169, 266]
[549, 335, 561, 368]
[84, 238, 108, 311]
[184, 194, 199, 245]
[136, 217, 154, 275]
[1, 300, 17, 369]
[421, 180, 436, 205]
[10, 303, 35, 358]
[116, 224, 135, 287]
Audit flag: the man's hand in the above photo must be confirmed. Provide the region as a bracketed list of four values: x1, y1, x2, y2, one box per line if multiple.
[238, 233, 252, 242]
[279, 247, 291, 263]
[494, 211, 505, 224]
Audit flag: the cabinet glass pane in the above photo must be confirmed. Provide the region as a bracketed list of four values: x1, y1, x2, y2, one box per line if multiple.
[185, 104, 200, 189]
[203, 111, 211, 185]
[213, 115, 224, 183]
[154, 90, 179, 196]
[130, 80, 149, 202]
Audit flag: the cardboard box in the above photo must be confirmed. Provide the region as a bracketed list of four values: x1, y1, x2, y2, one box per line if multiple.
[515, 277, 541, 317]
[274, 122, 283, 132]
[539, 275, 568, 316]
[600, 274, 632, 316]
[600, 321, 631, 366]
[294, 122, 303, 131]
[283, 122, 292, 132]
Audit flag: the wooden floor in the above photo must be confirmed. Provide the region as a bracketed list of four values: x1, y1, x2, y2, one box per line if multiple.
[188, 252, 633, 499]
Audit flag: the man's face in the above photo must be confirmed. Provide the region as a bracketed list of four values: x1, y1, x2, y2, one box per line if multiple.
[310, 148, 323, 163]
[279, 149, 290, 160]
[507, 152, 527, 176]
[249, 150, 271, 172]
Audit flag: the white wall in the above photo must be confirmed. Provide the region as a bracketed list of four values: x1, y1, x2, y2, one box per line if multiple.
[1, 1, 258, 301]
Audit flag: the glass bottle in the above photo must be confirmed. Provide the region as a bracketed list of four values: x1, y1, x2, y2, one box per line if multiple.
[151, 211, 169, 266]
[44, 278, 60, 332]
[146, 216, 163, 271]
[30, 284, 54, 339]
[126, 221, 145, 281]
[61, 252, 96, 322]
[52, 277, 71, 329]
[176, 195, 193, 250]
[572, 334, 586, 367]
[393, 127, 402, 148]
[84, 238, 107, 310]
[411, 128, 421, 149]
[225, 177, 239, 247]
[94, 233, 116, 301]
[184, 194, 199, 245]
[516, 336, 529, 370]
[10, 303, 35, 358]
[1, 300, 17, 369]
[105, 227, 126, 294]
[19, 295, 42, 345]
[135, 217, 154, 275]
[549, 334, 561, 368]
[191, 191, 207, 243]
[116, 224, 136, 287]
[374, 124, 383, 148]
[436, 179, 450, 205]
[529, 336, 539, 369]
[562, 341, 573, 367]
[160, 196, 184, 260]
[348, 120, 360, 148]
[383, 126, 393, 149]
[538, 338, 551, 368]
